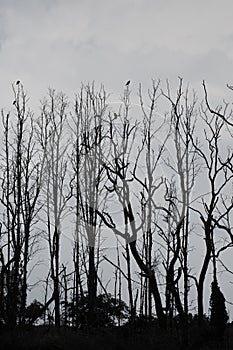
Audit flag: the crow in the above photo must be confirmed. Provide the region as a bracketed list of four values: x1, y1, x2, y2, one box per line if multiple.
[16, 80, 20, 85]
[125, 80, 130, 86]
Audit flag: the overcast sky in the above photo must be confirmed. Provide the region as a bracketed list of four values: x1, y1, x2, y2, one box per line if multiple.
[1, 0, 233, 108]
[1, 0, 233, 317]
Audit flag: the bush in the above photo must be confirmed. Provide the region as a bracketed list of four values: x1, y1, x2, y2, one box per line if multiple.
[25, 299, 44, 325]
[62, 293, 129, 328]
[209, 279, 228, 338]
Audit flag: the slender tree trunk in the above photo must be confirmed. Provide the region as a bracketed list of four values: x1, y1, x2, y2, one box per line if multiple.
[88, 246, 97, 326]
[54, 226, 60, 327]
[198, 224, 212, 324]
[126, 243, 135, 321]
[20, 224, 30, 325]
[183, 214, 189, 317]
[129, 240, 166, 328]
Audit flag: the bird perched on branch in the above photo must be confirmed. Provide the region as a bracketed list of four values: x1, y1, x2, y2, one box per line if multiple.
[125, 80, 130, 86]
[16, 80, 20, 85]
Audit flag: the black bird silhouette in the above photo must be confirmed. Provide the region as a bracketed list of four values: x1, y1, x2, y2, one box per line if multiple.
[125, 80, 130, 86]
[16, 80, 20, 85]
[13, 100, 16, 105]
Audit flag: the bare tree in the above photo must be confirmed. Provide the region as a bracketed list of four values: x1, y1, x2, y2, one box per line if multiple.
[37, 89, 72, 327]
[96, 84, 167, 328]
[161, 78, 199, 322]
[0, 83, 43, 326]
[70, 83, 108, 326]
[190, 100, 233, 323]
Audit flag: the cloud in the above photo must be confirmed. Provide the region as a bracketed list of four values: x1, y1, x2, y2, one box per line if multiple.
[0, 0, 233, 109]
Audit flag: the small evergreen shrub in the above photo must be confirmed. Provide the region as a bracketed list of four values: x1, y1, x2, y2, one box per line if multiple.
[209, 279, 228, 339]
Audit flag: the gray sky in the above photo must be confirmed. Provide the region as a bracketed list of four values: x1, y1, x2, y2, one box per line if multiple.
[1, 0, 233, 318]
[1, 0, 233, 107]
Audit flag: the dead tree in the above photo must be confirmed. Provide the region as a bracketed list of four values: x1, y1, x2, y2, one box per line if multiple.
[190, 100, 233, 324]
[127, 80, 169, 320]
[37, 89, 72, 327]
[161, 78, 199, 322]
[96, 85, 167, 328]
[70, 83, 108, 326]
[0, 83, 43, 326]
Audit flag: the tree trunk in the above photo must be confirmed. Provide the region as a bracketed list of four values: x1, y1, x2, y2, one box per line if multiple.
[54, 226, 60, 327]
[88, 246, 97, 326]
[198, 224, 212, 324]
[129, 241, 166, 328]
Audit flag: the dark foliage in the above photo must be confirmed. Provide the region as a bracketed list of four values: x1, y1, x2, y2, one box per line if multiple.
[24, 300, 44, 325]
[61, 293, 129, 327]
[209, 279, 228, 338]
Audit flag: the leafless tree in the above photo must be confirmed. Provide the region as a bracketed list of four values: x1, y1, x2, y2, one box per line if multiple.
[70, 83, 109, 325]
[0, 83, 43, 326]
[37, 89, 72, 327]
[96, 84, 168, 328]
[190, 99, 233, 323]
[161, 78, 199, 323]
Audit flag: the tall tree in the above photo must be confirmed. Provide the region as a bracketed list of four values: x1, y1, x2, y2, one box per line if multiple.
[162, 78, 199, 321]
[37, 89, 72, 327]
[0, 83, 43, 326]
[96, 84, 167, 328]
[71, 83, 108, 326]
[190, 99, 233, 323]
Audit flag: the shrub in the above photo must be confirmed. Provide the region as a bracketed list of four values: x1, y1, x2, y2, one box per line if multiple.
[209, 279, 228, 338]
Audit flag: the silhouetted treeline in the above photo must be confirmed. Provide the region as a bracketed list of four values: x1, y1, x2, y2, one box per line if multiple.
[0, 79, 232, 347]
